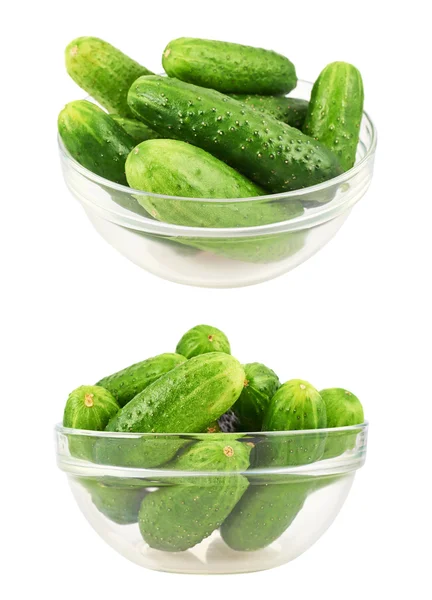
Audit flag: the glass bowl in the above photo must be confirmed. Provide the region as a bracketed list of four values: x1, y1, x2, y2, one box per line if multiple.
[55, 422, 368, 574]
[58, 80, 377, 288]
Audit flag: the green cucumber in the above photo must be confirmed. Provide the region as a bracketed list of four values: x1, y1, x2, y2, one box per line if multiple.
[320, 388, 364, 459]
[63, 385, 119, 430]
[106, 353, 245, 433]
[259, 379, 327, 467]
[93, 435, 190, 469]
[231, 95, 309, 129]
[162, 38, 297, 95]
[221, 477, 313, 551]
[81, 479, 148, 525]
[303, 62, 364, 171]
[58, 100, 134, 185]
[128, 76, 342, 193]
[138, 438, 250, 551]
[96, 353, 187, 407]
[65, 36, 153, 117]
[233, 362, 280, 431]
[175, 324, 231, 359]
[111, 115, 162, 144]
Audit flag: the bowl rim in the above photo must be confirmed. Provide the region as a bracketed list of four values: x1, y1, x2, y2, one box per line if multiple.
[58, 79, 377, 237]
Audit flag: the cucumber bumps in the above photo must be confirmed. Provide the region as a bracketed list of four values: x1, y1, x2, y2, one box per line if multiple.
[63, 385, 119, 430]
[233, 362, 280, 431]
[303, 62, 364, 171]
[175, 325, 231, 359]
[65, 37, 153, 117]
[163, 37, 297, 95]
[128, 76, 342, 193]
[320, 387, 364, 459]
[231, 95, 309, 129]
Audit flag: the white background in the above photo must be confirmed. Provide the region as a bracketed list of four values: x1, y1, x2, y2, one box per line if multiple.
[2, 0, 431, 598]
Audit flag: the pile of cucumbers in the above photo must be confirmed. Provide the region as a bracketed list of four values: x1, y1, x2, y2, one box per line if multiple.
[63, 324, 365, 552]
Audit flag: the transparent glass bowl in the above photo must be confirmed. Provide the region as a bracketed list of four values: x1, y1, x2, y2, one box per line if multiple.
[58, 80, 377, 288]
[55, 423, 368, 574]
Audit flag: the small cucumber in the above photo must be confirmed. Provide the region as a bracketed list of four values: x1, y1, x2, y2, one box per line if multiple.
[110, 115, 162, 144]
[93, 435, 189, 469]
[138, 438, 250, 551]
[320, 388, 364, 459]
[58, 100, 134, 185]
[106, 353, 245, 433]
[81, 479, 148, 525]
[63, 385, 119, 430]
[231, 95, 309, 129]
[259, 379, 327, 467]
[128, 76, 342, 193]
[303, 62, 364, 171]
[65, 36, 153, 117]
[233, 362, 280, 431]
[175, 324, 231, 359]
[163, 38, 297, 95]
[96, 353, 187, 407]
[221, 477, 313, 551]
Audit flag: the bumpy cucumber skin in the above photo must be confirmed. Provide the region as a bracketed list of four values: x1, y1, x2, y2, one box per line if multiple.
[96, 353, 187, 408]
[65, 36, 152, 117]
[93, 436, 189, 469]
[111, 115, 162, 144]
[221, 478, 313, 551]
[138, 439, 250, 551]
[231, 95, 309, 129]
[127, 76, 342, 193]
[320, 388, 364, 459]
[63, 385, 119, 430]
[175, 324, 231, 359]
[233, 362, 280, 431]
[106, 353, 245, 433]
[82, 479, 148, 525]
[258, 379, 327, 467]
[163, 38, 297, 95]
[303, 62, 364, 171]
[58, 100, 134, 185]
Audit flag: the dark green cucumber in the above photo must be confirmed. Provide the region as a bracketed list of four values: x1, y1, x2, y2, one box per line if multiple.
[233, 362, 280, 431]
[96, 353, 187, 407]
[221, 477, 313, 551]
[320, 388, 364, 459]
[162, 38, 296, 95]
[303, 62, 364, 171]
[258, 379, 327, 467]
[106, 353, 245, 433]
[175, 325, 231, 359]
[128, 76, 342, 193]
[81, 478, 148, 525]
[93, 435, 190, 469]
[65, 36, 153, 117]
[111, 115, 162, 144]
[58, 100, 134, 184]
[138, 438, 250, 551]
[231, 95, 309, 129]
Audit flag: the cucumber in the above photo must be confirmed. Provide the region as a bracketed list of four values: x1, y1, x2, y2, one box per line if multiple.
[175, 324, 231, 359]
[96, 353, 187, 407]
[128, 76, 342, 193]
[81, 479, 148, 525]
[93, 435, 190, 469]
[162, 38, 297, 95]
[233, 362, 280, 431]
[320, 388, 364, 459]
[65, 36, 153, 117]
[63, 385, 119, 430]
[58, 100, 134, 185]
[138, 438, 250, 551]
[303, 62, 364, 171]
[106, 353, 245, 433]
[110, 115, 162, 144]
[231, 95, 309, 129]
[258, 379, 327, 467]
[221, 477, 313, 551]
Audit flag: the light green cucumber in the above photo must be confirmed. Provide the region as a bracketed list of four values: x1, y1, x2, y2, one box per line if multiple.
[303, 62, 364, 171]
[96, 353, 187, 407]
[58, 100, 134, 185]
[80, 478, 148, 525]
[110, 115, 162, 144]
[138, 438, 250, 551]
[162, 38, 297, 95]
[231, 95, 309, 129]
[233, 362, 280, 431]
[65, 36, 153, 117]
[106, 353, 245, 433]
[320, 388, 364, 459]
[175, 325, 231, 359]
[128, 76, 342, 193]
